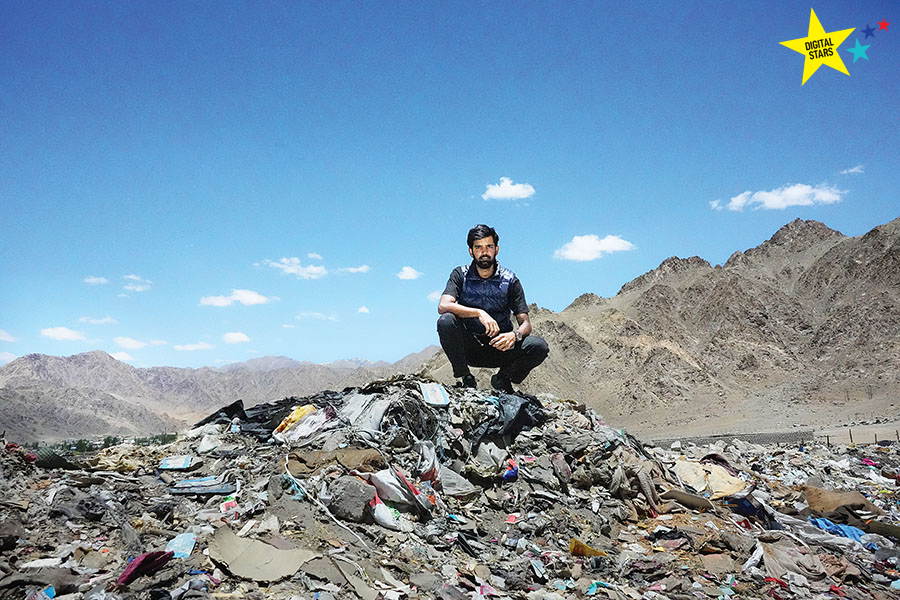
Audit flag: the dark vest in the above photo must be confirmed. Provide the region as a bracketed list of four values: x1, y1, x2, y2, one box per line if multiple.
[458, 262, 516, 335]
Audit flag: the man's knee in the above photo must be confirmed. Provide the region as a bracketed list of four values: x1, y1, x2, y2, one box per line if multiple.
[437, 312, 459, 333]
[524, 335, 549, 360]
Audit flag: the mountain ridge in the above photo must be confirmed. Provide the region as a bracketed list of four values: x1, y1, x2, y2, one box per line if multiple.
[423, 216, 900, 437]
[0, 346, 440, 442]
[4, 215, 898, 442]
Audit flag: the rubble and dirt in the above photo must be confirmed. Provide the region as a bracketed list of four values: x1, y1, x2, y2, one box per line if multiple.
[1, 375, 899, 600]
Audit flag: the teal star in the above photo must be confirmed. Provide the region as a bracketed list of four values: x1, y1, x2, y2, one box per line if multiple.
[846, 38, 870, 63]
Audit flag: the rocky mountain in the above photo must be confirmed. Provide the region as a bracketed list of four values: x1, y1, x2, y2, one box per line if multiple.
[5, 217, 897, 443]
[390, 345, 441, 372]
[219, 356, 307, 372]
[424, 217, 900, 438]
[0, 383, 183, 442]
[325, 358, 393, 370]
[0, 347, 440, 442]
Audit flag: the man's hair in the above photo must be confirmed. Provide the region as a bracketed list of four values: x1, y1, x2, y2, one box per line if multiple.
[467, 224, 499, 248]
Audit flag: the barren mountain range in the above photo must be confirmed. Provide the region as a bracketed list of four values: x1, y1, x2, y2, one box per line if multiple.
[2, 216, 898, 443]
[0, 348, 439, 442]
[425, 216, 900, 438]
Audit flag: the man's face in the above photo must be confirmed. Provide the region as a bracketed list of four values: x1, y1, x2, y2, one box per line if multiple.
[469, 236, 498, 269]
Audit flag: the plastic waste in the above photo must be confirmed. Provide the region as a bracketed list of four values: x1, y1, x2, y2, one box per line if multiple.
[418, 382, 450, 407]
[166, 532, 197, 558]
[569, 537, 607, 557]
[25, 586, 55, 600]
[274, 405, 317, 434]
[159, 456, 195, 470]
[369, 490, 403, 531]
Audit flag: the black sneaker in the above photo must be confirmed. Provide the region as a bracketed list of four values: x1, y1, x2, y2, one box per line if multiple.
[491, 373, 514, 394]
[455, 374, 477, 389]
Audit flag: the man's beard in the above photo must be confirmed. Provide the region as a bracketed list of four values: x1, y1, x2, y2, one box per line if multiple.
[475, 256, 496, 269]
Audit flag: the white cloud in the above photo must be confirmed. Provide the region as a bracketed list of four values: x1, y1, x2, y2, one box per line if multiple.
[710, 200, 722, 211]
[0, 329, 19, 342]
[554, 234, 636, 261]
[839, 165, 864, 175]
[264, 257, 328, 279]
[308, 252, 323, 260]
[123, 274, 152, 292]
[282, 324, 296, 329]
[223, 332, 251, 344]
[396, 266, 423, 280]
[41, 327, 85, 341]
[110, 352, 135, 362]
[174, 342, 214, 351]
[482, 177, 536, 201]
[83, 276, 109, 285]
[200, 295, 233, 307]
[78, 316, 117, 325]
[720, 183, 844, 211]
[114, 336, 147, 349]
[201, 289, 274, 307]
[338, 265, 371, 273]
[296, 312, 339, 322]
[150, 340, 167, 346]
[0, 351, 17, 364]
[358, 306, 370, 314]
[427, 290, 442, 303]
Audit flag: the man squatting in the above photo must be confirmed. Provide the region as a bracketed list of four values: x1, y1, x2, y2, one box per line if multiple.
[437, 224, 549, 393]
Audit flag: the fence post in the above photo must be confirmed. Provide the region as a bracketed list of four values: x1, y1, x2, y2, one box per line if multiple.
[849, 429, 853, 444]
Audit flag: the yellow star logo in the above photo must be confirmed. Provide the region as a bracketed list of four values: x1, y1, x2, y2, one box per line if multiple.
[780, 8, 855, 85]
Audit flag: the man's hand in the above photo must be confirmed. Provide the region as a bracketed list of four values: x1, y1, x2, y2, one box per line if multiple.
[490, 332, 516, 351]
[478, 310, 500, 337]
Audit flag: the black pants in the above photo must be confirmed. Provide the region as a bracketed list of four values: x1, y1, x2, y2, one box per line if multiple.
[436, 313, 549, 383]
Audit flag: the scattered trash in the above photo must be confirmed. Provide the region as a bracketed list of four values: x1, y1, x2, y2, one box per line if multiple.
[169, 475, 236, 495]
[0, 374, 898, 599]
[165, 532, 197, 558]
[207, 526, 319, 582]
[418, 381, 450, 407]
[569, 537, 607, 558]
[25, 586, 55, 600]
[116, 550, 174, 587]
[158, 455, 196, 470]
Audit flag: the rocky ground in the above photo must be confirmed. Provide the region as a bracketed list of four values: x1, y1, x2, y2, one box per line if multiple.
[1, 376, 898, 600]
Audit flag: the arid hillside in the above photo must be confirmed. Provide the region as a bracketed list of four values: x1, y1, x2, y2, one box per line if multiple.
[424, 217, 900, 438]
[0, 348, 439, 442]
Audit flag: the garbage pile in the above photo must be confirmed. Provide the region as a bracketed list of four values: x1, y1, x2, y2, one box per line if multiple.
[1, 374, 899, 600]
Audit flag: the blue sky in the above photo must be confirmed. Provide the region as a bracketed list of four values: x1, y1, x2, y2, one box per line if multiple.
[1, 1, 897, 368]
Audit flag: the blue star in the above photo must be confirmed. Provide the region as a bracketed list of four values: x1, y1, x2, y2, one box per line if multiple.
[846, 39, 871, 63]
[862, 24, 876, 39]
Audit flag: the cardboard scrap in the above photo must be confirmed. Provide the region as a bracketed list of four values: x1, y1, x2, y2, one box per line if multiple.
[208, 526, 319, 582]
[300, 557, 348, 586]
[333, 558, 379, 600]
